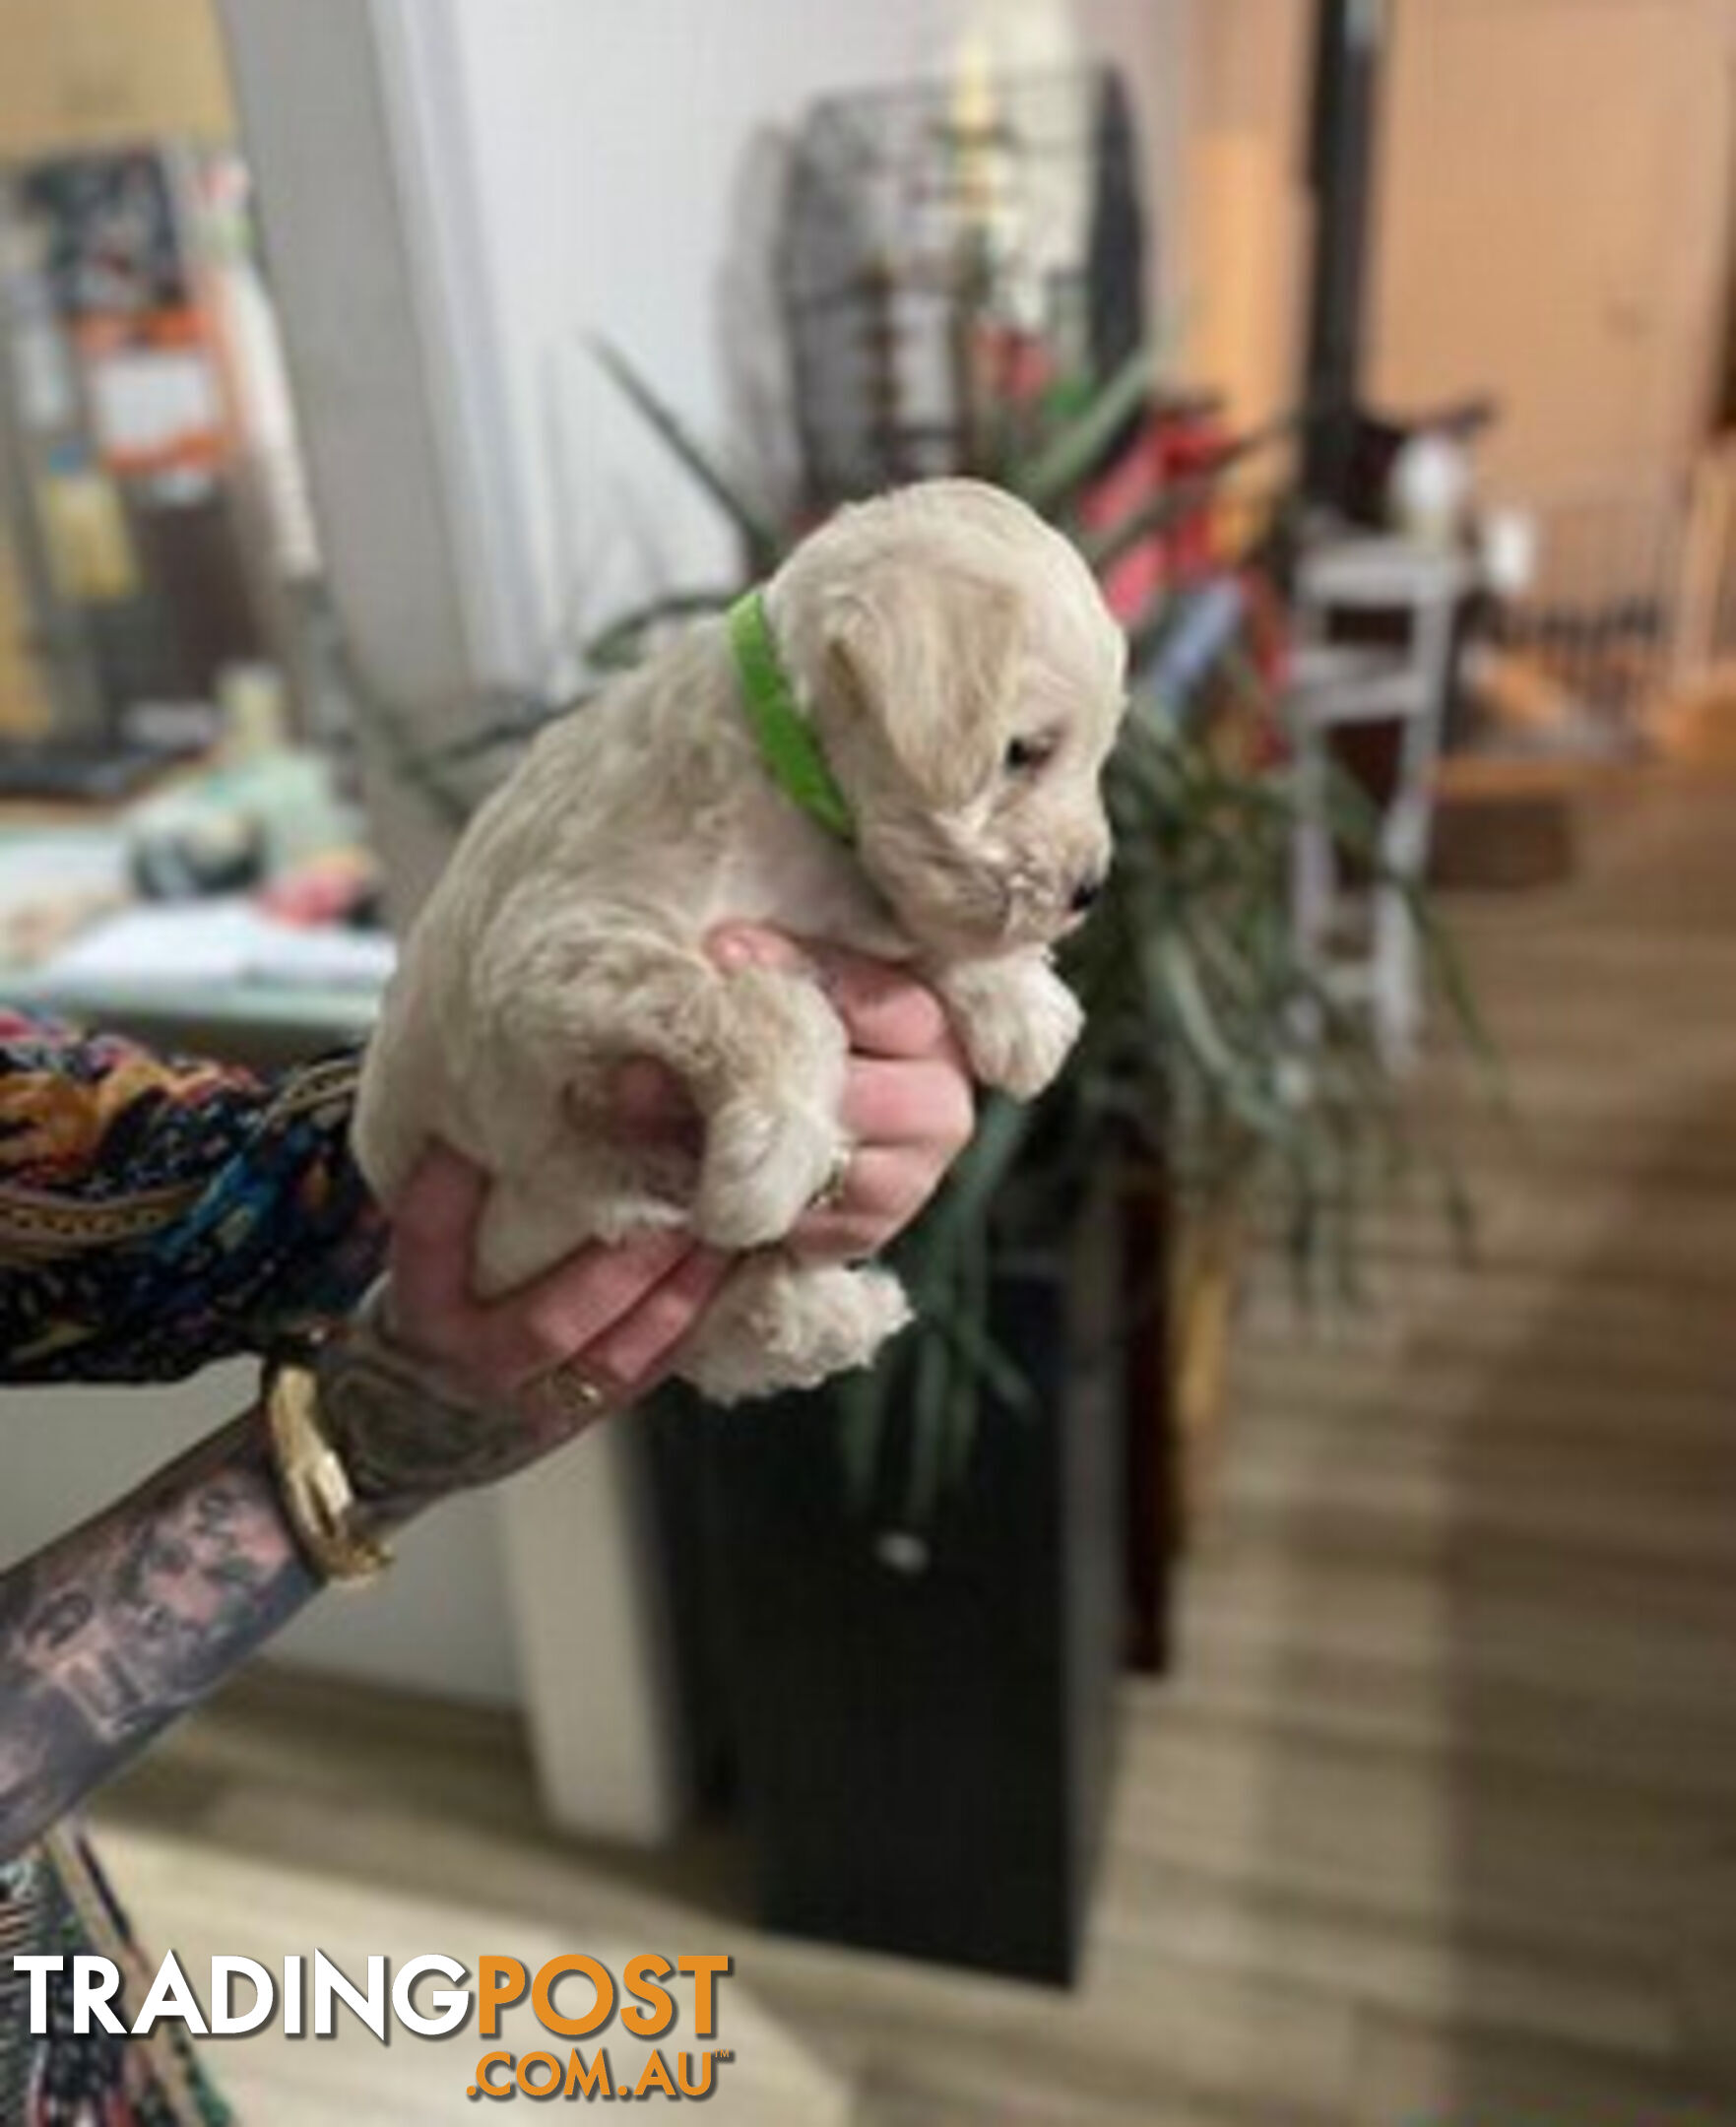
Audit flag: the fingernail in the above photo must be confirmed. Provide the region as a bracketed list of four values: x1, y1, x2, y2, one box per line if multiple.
[709, 927, 757, 972]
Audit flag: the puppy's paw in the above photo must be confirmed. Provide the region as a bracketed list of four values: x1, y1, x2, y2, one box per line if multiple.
[942, 959, 1083, 1100]
[683, 1259, 912, 1404]
[694, 1097, 840, 1250]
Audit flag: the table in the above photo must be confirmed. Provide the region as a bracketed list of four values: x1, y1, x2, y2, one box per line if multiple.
[0, 744, 387, 1063]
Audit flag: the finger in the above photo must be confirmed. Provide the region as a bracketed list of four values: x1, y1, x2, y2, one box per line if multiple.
[838, 1056, 975, 1155]
[707, 924, 957, 1061]
[790, 1146, 934, 1260]
[476, 1228, 695, 1390]
[585, 1246, 733, 1390]
[804, 947, 962, 1063]
[387, 1142, 491, 1345]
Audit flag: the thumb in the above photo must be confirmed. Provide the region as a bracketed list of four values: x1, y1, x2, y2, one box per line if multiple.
[705, 924, 951, 1060]
[706, 922, 817, 981]
[387, 1140, 488, 1323]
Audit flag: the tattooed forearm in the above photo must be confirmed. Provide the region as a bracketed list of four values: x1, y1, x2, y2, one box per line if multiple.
[314, 1331, 580, 1529]
[0, 1411, 317, 1857]
[0, 1323, 571, 1854]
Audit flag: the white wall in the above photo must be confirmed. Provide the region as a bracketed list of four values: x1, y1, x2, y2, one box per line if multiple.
[435, 0, 1190, 687]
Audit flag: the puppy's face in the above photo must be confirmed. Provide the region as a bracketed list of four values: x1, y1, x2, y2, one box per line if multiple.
[792, 485, 1127, 958]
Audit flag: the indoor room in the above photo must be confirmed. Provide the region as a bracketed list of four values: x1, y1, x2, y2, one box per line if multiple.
[1, 1, 1733, 2121]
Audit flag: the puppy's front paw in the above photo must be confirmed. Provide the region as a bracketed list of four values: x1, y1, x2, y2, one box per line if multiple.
[943, 960, 1083, 1100]
[684, 1260, 912, 1403]
[695, 1097, 839, 1250]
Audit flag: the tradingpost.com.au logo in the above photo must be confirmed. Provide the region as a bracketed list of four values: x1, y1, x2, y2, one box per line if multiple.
[13, 1947, 736, 2102]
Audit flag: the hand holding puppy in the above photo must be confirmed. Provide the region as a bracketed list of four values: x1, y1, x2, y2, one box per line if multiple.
[381, 930, 973, 1439]
[354, 479, 1125, 1400]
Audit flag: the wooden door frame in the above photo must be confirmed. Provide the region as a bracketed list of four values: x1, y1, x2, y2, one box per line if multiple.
[218, 0, 688, 1844]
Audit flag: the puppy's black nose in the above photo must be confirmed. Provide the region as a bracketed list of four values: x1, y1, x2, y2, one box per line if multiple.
[1069, 874, 1105, 915]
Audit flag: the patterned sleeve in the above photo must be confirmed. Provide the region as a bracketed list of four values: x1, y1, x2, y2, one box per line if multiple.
[0, 1007, 387, 1383]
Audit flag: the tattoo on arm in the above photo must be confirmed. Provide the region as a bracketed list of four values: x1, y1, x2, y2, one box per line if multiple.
[315, 1335, 579, 1530]
[0, 1322, 575, 1855]
[0, 1413, 317, 1857]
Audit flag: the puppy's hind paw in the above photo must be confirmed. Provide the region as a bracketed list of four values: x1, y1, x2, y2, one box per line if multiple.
[694, 1098, 840, 1250]
[683, 1260, 912, 1404]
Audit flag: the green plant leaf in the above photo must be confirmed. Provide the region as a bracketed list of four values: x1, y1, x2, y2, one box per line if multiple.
[583, 589, 739, 673]
[1006, 345, 1154, 517]
[590, 337, 787, 575]
[1077, 411, 1293, 576]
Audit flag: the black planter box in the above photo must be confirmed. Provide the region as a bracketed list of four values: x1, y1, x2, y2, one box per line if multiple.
[647, 1179, 1125, 1984]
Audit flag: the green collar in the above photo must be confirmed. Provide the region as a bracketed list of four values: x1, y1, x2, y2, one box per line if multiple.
[728, 589, 855, 844]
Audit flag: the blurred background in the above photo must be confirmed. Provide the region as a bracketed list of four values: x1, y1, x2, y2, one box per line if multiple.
[2, 0, 1734, 2118]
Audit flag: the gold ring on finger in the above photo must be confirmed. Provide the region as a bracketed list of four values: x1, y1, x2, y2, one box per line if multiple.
[537, 1358, 608, 1422]
[809, 1139, 854, 1212]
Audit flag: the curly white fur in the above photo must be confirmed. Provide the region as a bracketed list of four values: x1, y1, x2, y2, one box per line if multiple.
[353, 479, 1126, 1402]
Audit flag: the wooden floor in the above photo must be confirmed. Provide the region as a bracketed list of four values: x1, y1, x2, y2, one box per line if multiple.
[94, 763, 1736, 2124]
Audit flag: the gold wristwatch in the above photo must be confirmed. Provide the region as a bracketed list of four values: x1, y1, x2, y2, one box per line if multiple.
[263, 1346, 394, 1584]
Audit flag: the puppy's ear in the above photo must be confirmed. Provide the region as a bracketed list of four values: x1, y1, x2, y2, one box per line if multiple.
[827, 564, 1021, 808]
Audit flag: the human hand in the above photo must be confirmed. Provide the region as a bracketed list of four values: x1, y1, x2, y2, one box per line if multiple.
[315, 1149, 729, 1525]
[611, 925, 976, 1264]
[324, 935, 973, 1519]
[388, 1148, 729, 1418]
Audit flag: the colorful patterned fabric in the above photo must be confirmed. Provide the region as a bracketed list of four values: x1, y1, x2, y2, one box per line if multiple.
[0, 1012, 388, 2123]
[0, 1010, 385, 1382]
[0, 1834, 230, 2125]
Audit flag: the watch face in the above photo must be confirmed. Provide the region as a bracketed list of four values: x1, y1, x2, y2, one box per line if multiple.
[301, 1341, 399, 1497]
[311, 1329, 521, 1512]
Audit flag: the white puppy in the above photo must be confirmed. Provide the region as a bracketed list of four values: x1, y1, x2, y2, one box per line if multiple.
[353, 478, 1127, 1401]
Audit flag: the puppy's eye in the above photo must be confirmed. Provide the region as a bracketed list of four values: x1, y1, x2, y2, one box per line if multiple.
[1004, 735, 1055, 775]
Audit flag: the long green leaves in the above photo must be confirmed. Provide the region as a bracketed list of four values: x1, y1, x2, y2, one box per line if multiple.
[584, 589, 740, 673]
[589, 337, 787, 577]
[1006, 345, 1155, 517]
